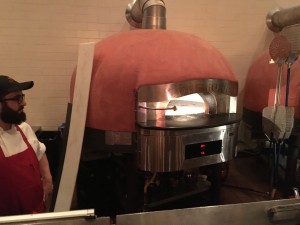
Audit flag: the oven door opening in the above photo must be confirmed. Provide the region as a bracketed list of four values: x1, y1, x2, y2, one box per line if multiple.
[165, 93, 206, 121]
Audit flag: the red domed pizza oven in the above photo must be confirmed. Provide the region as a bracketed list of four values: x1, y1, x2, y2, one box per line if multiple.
[65, 3, 300, 215]
[68, 0, 242, 214]
[70, 29, 240, 172]
[71, 29, 238, 132]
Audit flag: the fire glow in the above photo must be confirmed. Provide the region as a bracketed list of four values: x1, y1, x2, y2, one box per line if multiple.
[165, 93, 206, 116]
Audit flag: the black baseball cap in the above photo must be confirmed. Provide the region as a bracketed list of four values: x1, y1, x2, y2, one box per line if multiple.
[0, 75, 34, 96]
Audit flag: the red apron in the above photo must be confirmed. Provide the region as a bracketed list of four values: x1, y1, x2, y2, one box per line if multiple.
[0, 125, 45, 216]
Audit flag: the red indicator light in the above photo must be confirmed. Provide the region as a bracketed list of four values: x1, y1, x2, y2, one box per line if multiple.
[200, 144, 205, 148]
[201, 151, 205, 155]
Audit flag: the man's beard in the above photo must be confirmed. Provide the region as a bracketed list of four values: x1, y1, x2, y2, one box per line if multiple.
[0, 103, 26, 125]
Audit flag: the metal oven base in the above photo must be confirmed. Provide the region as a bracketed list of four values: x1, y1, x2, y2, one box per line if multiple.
[138, 114, 240, 172]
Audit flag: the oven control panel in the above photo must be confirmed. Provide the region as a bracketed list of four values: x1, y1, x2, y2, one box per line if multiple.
[185, 140, 222, 159]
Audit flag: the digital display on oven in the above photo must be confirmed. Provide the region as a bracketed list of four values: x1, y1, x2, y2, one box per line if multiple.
[185, 140, 222, 159]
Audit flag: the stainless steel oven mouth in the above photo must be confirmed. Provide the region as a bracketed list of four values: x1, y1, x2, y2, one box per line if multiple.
[136, 78, 240, 172]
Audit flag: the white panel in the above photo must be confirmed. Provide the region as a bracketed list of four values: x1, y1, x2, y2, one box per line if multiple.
[54, 42, 95, 211]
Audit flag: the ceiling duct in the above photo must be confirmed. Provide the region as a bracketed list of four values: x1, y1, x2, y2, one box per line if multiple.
[266, 5, 300, 32]
[125, 0, 166, 29]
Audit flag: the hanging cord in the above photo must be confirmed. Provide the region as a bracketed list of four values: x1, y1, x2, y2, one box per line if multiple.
[285, 53, 298, 107]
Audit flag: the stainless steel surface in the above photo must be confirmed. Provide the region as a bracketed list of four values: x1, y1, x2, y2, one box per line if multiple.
[137, 79, 238, 123]
[0, 209, 110, 225]
[125, 0, 166, 29]
[138, 122, 239, 172]
[266, 5, 300, 32]
[117, 199, 300, 225]
[137, 79, 238, 102]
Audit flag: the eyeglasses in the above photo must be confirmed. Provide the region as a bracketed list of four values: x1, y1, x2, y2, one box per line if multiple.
[1, 94, 25, 104]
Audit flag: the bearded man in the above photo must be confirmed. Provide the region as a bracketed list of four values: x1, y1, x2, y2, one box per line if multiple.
[0, 75, 53, 216]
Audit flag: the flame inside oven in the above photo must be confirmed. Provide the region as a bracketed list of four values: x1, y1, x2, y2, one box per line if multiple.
[165, 93, 206, 121]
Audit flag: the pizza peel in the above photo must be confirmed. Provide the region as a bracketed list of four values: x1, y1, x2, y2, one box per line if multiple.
[262, 34, 293, 199]
[262, 35, 291, 141]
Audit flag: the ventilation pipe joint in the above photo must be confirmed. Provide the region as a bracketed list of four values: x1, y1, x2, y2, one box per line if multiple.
[266, 5, 300, 32]
[125, 0, 166, 29]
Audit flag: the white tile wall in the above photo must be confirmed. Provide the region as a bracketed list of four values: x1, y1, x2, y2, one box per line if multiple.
[0, 0, 299, 130]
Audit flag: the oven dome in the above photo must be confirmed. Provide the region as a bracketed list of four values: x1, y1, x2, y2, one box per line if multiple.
[70, 29, 237, 132]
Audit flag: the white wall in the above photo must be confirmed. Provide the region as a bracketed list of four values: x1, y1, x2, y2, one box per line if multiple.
[0, 0, 299, 130]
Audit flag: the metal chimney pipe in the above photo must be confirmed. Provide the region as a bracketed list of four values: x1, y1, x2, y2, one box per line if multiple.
[266, 5, 300, 32]
[125, 0, 166, 29]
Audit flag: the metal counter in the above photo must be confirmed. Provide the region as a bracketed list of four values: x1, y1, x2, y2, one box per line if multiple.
[1, 199, 299, 224]
[117, 199, 300, 225]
